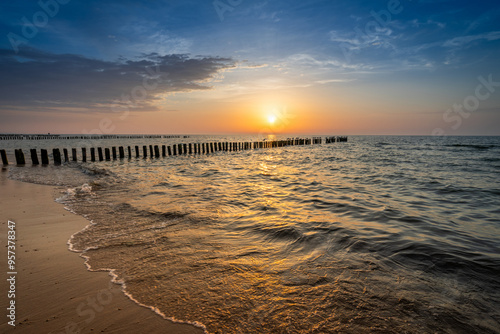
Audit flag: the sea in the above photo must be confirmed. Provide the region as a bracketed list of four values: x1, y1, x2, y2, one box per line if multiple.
[2, 135, 500, 333]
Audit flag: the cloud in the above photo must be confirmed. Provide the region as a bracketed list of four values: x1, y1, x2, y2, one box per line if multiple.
[442, 31, 500, 48]
[0, 47, 236, 113]
[328, 27, 397, 56]
[315, 79, 354, 84]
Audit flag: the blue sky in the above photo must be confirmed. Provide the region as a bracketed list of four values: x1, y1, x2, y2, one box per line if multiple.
[0, 0, 499, 134]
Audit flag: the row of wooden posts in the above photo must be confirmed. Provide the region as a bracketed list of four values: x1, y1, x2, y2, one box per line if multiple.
[1, 137, 348, 166]
[326, 136, 348, 143]
[0, 134, 185, 140]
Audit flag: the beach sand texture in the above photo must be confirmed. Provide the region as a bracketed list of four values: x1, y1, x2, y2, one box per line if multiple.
[0, 170, 204, 333]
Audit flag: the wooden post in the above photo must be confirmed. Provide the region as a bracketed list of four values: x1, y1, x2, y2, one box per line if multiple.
[162, 145, 166, 157]
[90, 148, 96, 162]
[189, 143, 192, 155]
[143, 146, 148, 158]
[119, 146, 125, 159]
[210, 142, 214, 153]
[105, 148, 111, 160]
[52, 148, 61, 165]
[194, 143, 197, 154]
[173, 145, 177, 155]
[98, 148, 104, 161]
[0, 149, 8, 165]
[14, 149, 26, 165]
[63, 148, 69, 162]
[41, 149, 49, 165]
[30, 149, 39, 165]
[149, 145, 154, 158]
[202, 143, 205, 154]
[168, 146, 172, 156]
[82, 148, 87, 162]
[112, 147, 117, 160]
[154, 145, 160, 158]
[72, 148, 77, 162]
[178, 144, 183, 155]
[135, 146, 139, 158]
[28, 149, 39, 165]
[128, 146, 132, 159]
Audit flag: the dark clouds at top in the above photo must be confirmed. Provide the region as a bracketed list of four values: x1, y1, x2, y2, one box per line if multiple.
[0, 47, 236, 112]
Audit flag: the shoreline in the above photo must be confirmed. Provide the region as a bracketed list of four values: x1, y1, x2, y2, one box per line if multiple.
[0, 168, 205, 333]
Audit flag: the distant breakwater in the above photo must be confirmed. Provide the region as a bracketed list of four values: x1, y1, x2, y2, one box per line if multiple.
[0, 134, 184, 141]
[1, 136, 348, 166]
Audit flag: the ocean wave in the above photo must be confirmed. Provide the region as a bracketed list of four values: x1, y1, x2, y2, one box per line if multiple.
[44, 135, 500, 333]
[445, 144, 497, 150]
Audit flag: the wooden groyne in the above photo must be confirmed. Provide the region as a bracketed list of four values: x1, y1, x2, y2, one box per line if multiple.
[325, 136, 348, 143]
[0, 136, 347, 166]
[0, 134, 186, 141]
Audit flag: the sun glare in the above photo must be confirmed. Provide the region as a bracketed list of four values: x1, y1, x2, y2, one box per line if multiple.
[267, 114, 277, 125]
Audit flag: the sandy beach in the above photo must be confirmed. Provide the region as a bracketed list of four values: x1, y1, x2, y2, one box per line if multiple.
[0, 169, 204, 334]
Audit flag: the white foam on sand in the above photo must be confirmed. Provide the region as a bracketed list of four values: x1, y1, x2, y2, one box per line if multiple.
[63, 197, 209, 333]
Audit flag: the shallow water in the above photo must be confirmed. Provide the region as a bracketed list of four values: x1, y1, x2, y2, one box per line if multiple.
[5, 135, 500, 333]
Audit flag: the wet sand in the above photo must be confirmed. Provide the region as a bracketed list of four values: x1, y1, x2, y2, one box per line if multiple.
[0, 169, 205, 333]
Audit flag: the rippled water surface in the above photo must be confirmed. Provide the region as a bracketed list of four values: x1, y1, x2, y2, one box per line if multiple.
[6, 135, 500, 333]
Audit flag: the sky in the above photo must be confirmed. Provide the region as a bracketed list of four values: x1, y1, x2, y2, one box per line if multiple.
[0, 0, 499, 135]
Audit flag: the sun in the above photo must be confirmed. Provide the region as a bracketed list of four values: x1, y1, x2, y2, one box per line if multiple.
[267, 114, 277, 125]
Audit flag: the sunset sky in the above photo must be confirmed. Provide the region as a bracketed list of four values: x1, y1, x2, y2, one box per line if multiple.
[0, 0, 499, 135]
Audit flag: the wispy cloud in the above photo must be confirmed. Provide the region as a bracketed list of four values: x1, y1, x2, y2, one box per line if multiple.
[315, 79, 354, 84]
[442, 31, 500, 48]
[329, 28, 395, 50]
